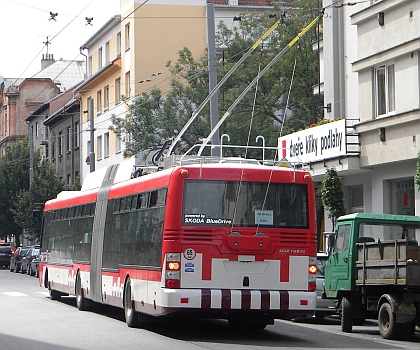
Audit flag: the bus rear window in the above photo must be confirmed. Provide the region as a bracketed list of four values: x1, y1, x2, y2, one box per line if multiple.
[182, 180, 309, 228]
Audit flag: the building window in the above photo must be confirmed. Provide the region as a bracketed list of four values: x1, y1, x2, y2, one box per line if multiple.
[104, 85, 109, 110]
[115, 78, 121, 103]
[104, 132, 109, 158]
[125, 23, 130, 50]
[350, 186, 363, 213]
[74, 122, 79, 148]
[116, 134, 122, 153]
[375, 64, 395, 117]
[86, 97, 92, 122]
[105, 42, 110, 64]
[97, 90, 102, 114]
[97, 135, 103, 160]
[98, 47, 103, 69]
[87, 140, 90, 160]
[125, 71, 131, 97]
[35, 122, 39, 138]
[117, 32, 121, 56]
[58, 131, 63, 157]
[66, 126, 71, 153]
[88, 56, 92, 76]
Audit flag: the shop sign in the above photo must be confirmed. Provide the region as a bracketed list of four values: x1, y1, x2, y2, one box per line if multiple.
[278, 119, 346, 163]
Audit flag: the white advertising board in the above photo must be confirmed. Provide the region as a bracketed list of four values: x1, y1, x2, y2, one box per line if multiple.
[278, 119, 346, 163]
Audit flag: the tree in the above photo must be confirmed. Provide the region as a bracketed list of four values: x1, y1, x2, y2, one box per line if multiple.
[110, 0, 322, 161]
[415, 151, 420, 191]
[13, 160, 67, 243]
[321, 167, 346, 229]
[0, 139, 33, 244]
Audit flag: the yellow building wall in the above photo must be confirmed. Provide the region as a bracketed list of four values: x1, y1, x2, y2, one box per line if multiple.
[121, 2, 207, 96]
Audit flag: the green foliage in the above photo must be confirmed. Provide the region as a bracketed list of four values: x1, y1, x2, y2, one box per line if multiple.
[110, 0, 322, 160]
[0, 139, 33, 243]
[13, 160, 65, 242]
[321, 167, 346, 228]
[0, 140, 67, 245]
[415, 151, 420, 191]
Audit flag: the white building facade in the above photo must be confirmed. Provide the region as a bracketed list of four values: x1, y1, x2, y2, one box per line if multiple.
[280, 0, 420, 233]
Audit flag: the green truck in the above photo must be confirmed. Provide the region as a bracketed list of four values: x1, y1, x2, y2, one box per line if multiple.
[324, 213, 420, 340]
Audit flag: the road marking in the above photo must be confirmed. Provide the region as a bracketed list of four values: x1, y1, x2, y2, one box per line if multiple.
[38, 291, 50, 297]
[3, 292, 28, 297]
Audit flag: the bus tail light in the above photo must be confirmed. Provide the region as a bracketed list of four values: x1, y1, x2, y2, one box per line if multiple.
[165, 253, 181, 289]
[308, 256, 317, 291]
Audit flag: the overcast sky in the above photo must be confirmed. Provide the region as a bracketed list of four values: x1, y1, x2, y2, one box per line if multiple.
[0, 0, 120, 79]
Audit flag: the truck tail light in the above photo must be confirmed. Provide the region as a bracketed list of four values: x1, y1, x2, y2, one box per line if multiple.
[308, 256, 317, 291]
[165, 253, 181, 289]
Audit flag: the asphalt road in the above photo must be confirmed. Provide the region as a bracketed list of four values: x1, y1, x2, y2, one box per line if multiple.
[1, 268, 419, 350]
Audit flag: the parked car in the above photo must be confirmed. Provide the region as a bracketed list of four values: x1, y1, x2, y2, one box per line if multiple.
[22, 246, 40, 275]
[0, 243, 14, 269]
[28, 252, 41, 277]
[10, 246, 30, 273]
[315, 253, 337, 320]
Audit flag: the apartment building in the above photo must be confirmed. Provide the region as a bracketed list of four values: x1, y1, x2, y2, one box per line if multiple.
[0, 77, 59, 154]
[76, 0, 277, 182]
[279, 0, 420, 232]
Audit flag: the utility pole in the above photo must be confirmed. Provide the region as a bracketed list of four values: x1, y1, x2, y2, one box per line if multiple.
[206, 3, 220, 156]
[89, 98, 95, 172]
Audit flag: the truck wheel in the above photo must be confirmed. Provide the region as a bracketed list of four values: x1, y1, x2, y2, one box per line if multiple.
[341, 297, 352, 333]
[378, 302, 400, 340]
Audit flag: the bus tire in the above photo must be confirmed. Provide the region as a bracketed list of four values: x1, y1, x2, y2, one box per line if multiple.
[378, 302, 400, 340]
[341, 297, 352, 333]
[124, 278, 139, 328]
[76, 273, 88, 311]
[49, 287, 61, 301]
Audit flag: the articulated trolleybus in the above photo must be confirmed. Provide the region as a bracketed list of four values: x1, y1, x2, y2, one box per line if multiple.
[37, 152, 317, 329]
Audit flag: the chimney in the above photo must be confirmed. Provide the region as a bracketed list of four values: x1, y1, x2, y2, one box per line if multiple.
[41, 54, 55, 70]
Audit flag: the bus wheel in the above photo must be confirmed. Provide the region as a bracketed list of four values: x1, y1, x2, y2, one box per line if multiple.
[76, 273, 88, 311]
[124, 278, 139, 328]
[341, 297, 352, 333]
[378, 302, 400, 339]
[49, 286, 61, 301]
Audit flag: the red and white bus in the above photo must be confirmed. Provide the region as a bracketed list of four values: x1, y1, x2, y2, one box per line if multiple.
[38, 157, 317, 329]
